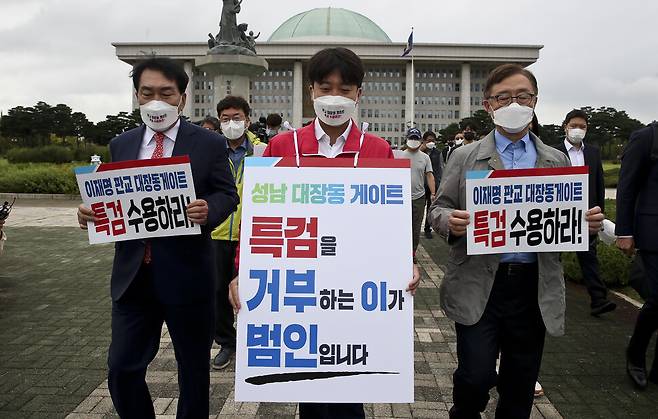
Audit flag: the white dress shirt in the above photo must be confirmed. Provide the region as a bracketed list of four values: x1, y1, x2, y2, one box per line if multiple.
[139, 119, 180, 160]
[314, 118, 352, 158]
[564, 139, 585, 167]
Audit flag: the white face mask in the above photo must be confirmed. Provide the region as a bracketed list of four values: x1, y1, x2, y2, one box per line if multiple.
[426, 142, 436, 149]
[454, 138, 464, 146]
[313, 94, 357, 126]
[221, 120, 246, 140]
[567, 128, 586, 145]
[140, 100, 182, 132]
[406, 139, 421, 149]
[491, 102, 534, 134]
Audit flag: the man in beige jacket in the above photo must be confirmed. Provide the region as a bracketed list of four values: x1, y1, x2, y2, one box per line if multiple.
[429, 64, 604, 419]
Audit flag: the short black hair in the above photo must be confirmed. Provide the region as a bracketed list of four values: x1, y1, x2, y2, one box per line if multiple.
[200, 116, 221, 130]
[531, 113, 541, 136]
[216, 95, 251, 117]
[132, 57, 189, 94]
[563, 109, 588, 127]
[307, 47, 365, 88]
[266, 113, 283, 127]
[484, 64, 538, 98]
[423, 130, 437, 140]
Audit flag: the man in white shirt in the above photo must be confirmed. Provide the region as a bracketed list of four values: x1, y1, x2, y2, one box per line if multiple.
[556, 109, 615, 316]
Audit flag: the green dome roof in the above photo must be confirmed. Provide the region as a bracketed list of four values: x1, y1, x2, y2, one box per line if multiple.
[268, 8, 392, 43]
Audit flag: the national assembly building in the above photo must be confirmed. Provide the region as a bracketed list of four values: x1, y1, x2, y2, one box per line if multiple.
[114, 7, 541, 146]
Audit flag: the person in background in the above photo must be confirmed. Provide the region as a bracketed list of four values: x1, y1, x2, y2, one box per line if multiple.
[210, 95, 261, 371]
[200, 116, 221, 131]
[422, 130, 442, 239]
[463, 124, 477, 145]
[616, 121, 658, 390]
[556, 109, 616, 316]
[265, 113, 283, 141]
[0, 219, 6, 255]
[440, 134, 459, 172]
[404, 128, 436, 256]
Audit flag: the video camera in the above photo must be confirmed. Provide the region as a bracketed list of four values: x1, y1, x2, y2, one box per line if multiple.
[251, 117, 269, 144]
[0, 197, 16, 221]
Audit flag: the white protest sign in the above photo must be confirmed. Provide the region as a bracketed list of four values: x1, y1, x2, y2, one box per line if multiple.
[465, 167, 589, 255]
[74, 156, 200, 244]
[235, 157, 414, 403]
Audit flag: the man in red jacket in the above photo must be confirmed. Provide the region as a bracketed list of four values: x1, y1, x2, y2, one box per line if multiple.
[230, 47, 420, 419]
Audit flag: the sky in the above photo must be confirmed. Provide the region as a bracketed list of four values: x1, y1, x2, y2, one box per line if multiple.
[1, 0, 656, 125]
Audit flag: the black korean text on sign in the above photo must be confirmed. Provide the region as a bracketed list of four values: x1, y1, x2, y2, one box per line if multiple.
[127, 195, 192, 234]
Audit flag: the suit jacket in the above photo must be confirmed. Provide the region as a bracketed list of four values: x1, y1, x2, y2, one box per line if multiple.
[425, 148, 442, 188]
[109, 120, 239, 304]
[429, 131, 572, 336]
[555, 141, 605, 212]
[615, 124, 658, 252]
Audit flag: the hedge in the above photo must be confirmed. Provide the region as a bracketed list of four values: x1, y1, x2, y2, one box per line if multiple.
[562, 242, 632, 288]
[0, 160, 79, 194]
[604, 167, 620, 188]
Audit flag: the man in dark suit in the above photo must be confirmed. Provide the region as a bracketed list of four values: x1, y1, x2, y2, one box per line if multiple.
[616, 122, 658, 390]
[556, 109, 616, 316]
[77, 58, 238, 418]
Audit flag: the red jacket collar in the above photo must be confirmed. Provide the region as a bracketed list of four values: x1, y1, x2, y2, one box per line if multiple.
[297, 119, 363, 156]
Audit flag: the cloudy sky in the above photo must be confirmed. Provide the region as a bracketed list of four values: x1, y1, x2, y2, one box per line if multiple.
[1, 0, 656, 125]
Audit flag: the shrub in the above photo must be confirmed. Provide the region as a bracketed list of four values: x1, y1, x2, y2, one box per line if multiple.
[562, 241, 631, 288]
[73, 144, 110, 164]
[604, 167, 620, 188]
[0, 162, 79, 194]
[6, 146, 74, 164]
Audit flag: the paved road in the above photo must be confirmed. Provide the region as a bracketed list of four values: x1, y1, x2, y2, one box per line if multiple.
[0, 205, 656, 417]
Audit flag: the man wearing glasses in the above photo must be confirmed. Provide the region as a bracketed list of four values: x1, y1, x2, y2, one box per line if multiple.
[430, 64, 605, 418]
[211, 95, 262, 370]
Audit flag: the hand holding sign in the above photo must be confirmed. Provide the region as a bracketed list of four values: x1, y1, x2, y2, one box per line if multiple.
[77, 204, 98, 229]
[448, 210, 470, 237]
[186, 199, 209, 225]
[585, 206, 604, 235]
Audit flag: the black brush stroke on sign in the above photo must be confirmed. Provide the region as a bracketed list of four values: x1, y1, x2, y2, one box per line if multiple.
[246, 371, 399, 385]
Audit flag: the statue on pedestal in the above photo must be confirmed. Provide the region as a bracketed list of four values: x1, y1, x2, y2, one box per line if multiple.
[208, 0, 259, 56]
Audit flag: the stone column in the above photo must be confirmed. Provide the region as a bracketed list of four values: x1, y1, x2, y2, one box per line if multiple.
[405, 62, 414, 129]
[293, 61, 303, 128]
[460, 62, 471, 119]
[183, 61, 194, 119]
[131, 64, 139, 111]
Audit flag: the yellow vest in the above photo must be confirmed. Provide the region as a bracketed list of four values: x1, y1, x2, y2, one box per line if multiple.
[211, 132, 261, 241]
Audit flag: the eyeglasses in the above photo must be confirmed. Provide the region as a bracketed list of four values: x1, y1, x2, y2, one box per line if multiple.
[487, 92, 536, 107]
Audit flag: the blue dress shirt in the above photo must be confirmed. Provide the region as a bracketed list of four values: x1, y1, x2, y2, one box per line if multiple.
[494, 130, 538, 264]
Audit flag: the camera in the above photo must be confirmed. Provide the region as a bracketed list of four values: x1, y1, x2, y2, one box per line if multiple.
[250, 117, 269, 144]
[0, 197, 16, 221]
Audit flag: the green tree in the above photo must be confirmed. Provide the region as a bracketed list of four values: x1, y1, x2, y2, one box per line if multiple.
[538, 124, 563, 146]
[439, 123, 460, 143]
[460, 110, 494, 136]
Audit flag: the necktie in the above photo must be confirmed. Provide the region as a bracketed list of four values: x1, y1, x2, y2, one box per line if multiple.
[151, 132, 165, 159]
[143, 132, 166, 264]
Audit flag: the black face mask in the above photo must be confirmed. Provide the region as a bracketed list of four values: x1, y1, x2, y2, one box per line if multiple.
[464, 132, 476, 141]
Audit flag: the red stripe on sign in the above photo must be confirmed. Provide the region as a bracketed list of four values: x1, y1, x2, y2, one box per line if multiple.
[274, 157, 410, 168]
[96, 156, 191, 172]
[488, 166, 589, 178]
